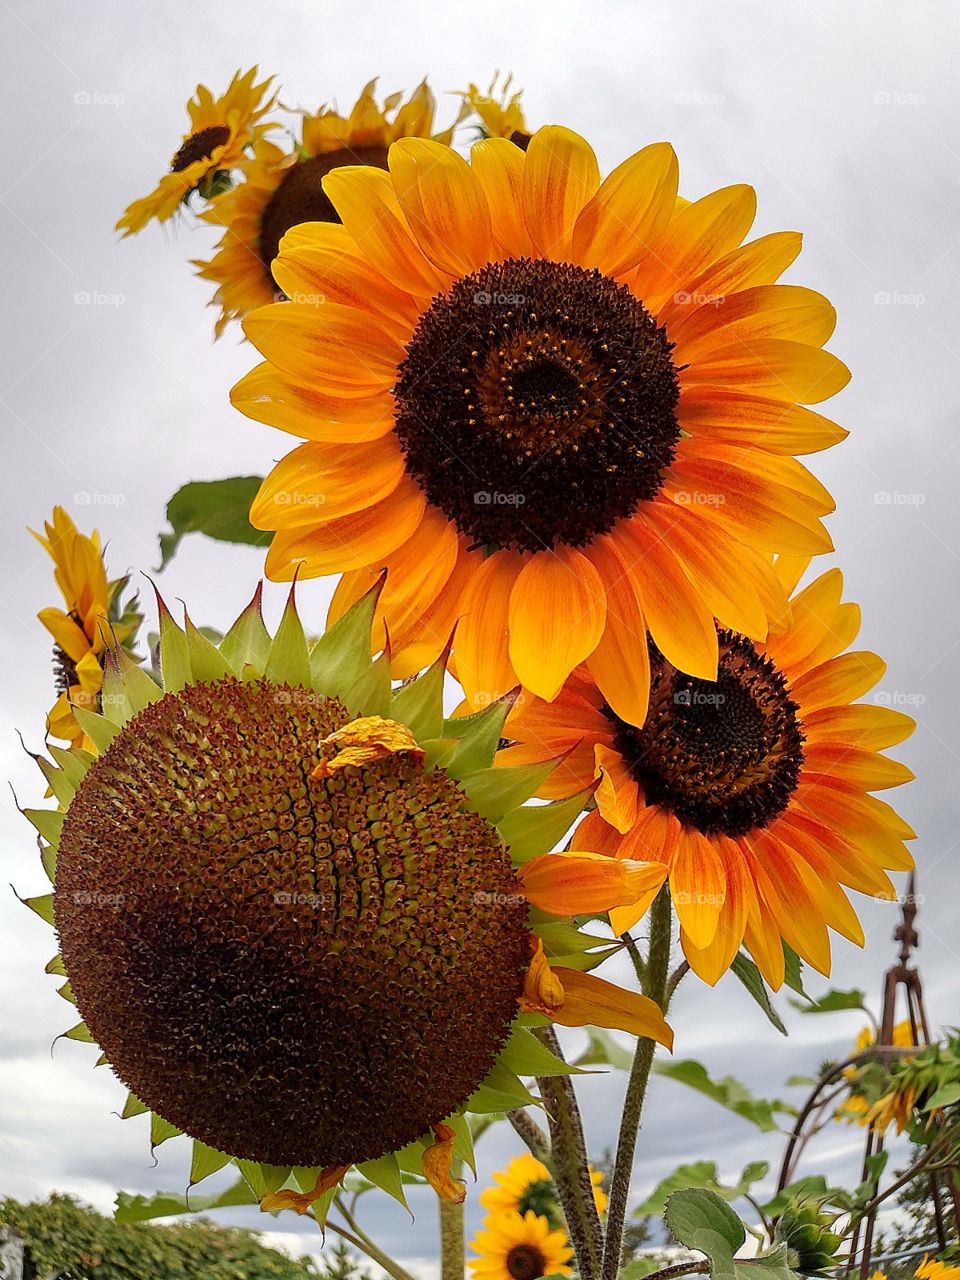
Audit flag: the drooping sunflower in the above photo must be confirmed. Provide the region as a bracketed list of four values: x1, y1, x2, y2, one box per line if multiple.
[836, 1020, 917, 1123]
[498, 558, 916, 987]
[480, 1152, 607, 1221]
[195, 80, 467, 336]
[915, 1258, 960, 1280]
[469, 1209, 573, 1280]
[31, 506, 140, 751]
[462, 73, 530, 145]
[116, 68, 276, 237]
[22, 580, 671, 1219]
[233, 126, 849, 718]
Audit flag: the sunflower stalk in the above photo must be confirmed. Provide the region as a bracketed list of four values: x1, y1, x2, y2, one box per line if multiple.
[600, 885, 673, 1280]
[507, 1107, 552, 1164]
[439, 1156, 466, 1280]
[535, 1026, 604, 1280]
[327, 1198, 417, 1280]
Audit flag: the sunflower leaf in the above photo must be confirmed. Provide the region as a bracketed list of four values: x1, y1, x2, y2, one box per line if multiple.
[157, 476, 270, 570]
[788, 987, 868, 1015]
[574, 1027, 635, 1072]
[114, 1177, 256, 1224]
[652, 1059, 794, 1132]
[664, 1188, 745, 1280]
[635, 1159, 770, 1217]
[729, 952, 788, 1036]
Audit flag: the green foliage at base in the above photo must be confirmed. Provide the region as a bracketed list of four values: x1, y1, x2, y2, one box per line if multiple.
[0, 1193, 324, 1280]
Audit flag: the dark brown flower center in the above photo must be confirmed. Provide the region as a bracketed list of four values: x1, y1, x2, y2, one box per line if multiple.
[258, 146, 390, 277]
[55, 676, 529, 1168]
[393, 258, 680, 553]
[506, 1243, 549, 1280]
[170, 125, 231, 173]
[608, 630, 805, 837]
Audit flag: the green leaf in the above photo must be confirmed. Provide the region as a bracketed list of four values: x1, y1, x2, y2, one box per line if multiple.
[665, 1187, 745, 1280]
[574, 1028, 635, 1072]
[157, 477, 269, 569]
[781, 944, 808, 999]
[653, 1059, 793, 1132]
[114, 1177, 255, 1224]
[635, 1160, 769, 1217]
[761, 1176, 852, 1217]
[619, 1261, 665, 1280]
[499, 1026, 585, 1078]
[789, 988, 867, 1016]
[730, 952, 788, 1036]
[925, 1081, 960, 1110]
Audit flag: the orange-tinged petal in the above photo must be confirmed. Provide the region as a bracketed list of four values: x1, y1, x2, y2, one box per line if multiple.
[583, 535, 650, 728]
[496, 738, 601, 801]
[456, 549, 524, 710]
[610, 518, 719, 680]
[519, 849, 659, 916]
[680, 338, 851, 405]
[231, 363, 396, 443]
[243, 302, 400, 395]
[386, 535, 482, 680]
[251, 438, 405, 530]
[574, 807, 624, 857]
[658, 231, 804, 327]
[471, 136, 534, 257]
[671, 286, 837, 363]
[607, 857, 671, 936]
[680, 838, 750, 984]
[594, 743, 639, 834]
[677, 387, 848, 456]
[508, 547, 606, 702]
[422, 1123, 466, 1205]
[322, 165, 450, 297]
[522, 126, 600, 258]
[789, 651, 886, 712]
[548, 966, 673, 1049]
[521, 935, 567, 1014]
[802, 744, 914, 790]
[389, 138, 493, 276]
[37, 608, 93, 663]
[635, 184, 757, 314]
[670, 827, 727, 950]
[264, 479, 426, 578]
[572, 142, 679, 276]
[313, 715, 424, 778]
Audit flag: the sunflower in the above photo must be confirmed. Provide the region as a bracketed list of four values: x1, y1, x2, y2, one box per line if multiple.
[22, 581, 671, 1219]
[498, 558, 915, 988]
[31, 506, 139, 751]
[480, 1152, 607, 1222]
[915, 1258, 960, 1280]
[116, 68, 276, 237]
[836, 1020, 917, 1122]
[469, 1209, 573, 1280]
[195, 80, 466, 336]
[462, 73, 530, 145]
[232, 126, 849, 716]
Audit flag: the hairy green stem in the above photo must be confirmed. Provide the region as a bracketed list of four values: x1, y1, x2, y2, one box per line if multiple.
[439, 1155, 465, 1280]
[600, 885, 673, 1280]
[536, 1025, 604, 1280]
[508, 1106, 552, 1164]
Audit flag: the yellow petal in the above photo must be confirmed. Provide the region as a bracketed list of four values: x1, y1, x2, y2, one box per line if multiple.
[422, 1123, 466, 1204]
[313, 716, 424, 778]
[508, 547, 606, 702]
[573, 142, 679, 276]
[519, 849, 660, 916]
[549, 966, 674, 1049]
[522, 126, 600, 258]
[389, 138, 492, 276]
[471, 136, 534, 257]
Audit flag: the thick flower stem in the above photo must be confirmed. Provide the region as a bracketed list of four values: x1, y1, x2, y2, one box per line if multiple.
[600, 886, 673, 1280]
[508, 1107, 552, 1164]
[439, 1156, 465, 1280]
[535, 1026, 603, 1280]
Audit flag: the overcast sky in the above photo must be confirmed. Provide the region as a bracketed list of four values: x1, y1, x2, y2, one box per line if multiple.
[2, 0, 959, 1273]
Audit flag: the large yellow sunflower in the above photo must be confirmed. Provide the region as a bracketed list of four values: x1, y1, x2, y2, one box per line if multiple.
[498, 558, 916, 987]
[116, 68, 276, 237]
[469, 1209, 573, 1280]
[195, 80, 466, 336]
[232, 126, 848, 718]
[31, 507, 137, 751]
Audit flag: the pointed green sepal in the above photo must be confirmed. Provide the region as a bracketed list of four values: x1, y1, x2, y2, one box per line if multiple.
[72, 707, 121, 753]
[498, 1025, 586, 1079]
[57, 980, 75, 1004]
[48, 745, 95, 791]
[310, 573, 384, 699]
[40, 842, 56, 883]
[442, 694, 515, 779]
[389, 648, 449, 741]
[467, 1062, 538, 1113]
[443, 1110, 477, 1178]
[150, 1112, 182, 1148]
[45, 954, 66, 976]
[496, 787, 595, 865]
[111, 646, 163, 715]
[220, 583, 271, 676]
[189, 1140, 232, 1186]
[22, 892, 55, 925]
[184, 611, 232, 683]
[265, 585, 312, 688]
[156, 592, 192, 692]
[356, 1152, 410, 1213]
[344, 649, 392, 717]
[534, 919, 620, 972]
[121, 1092, 149, 1119]
[461, 759, 557, 822]
[24, 807, 64, 847]
[62, 1020, 96, 1043]
[36, 757, 75, 808]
